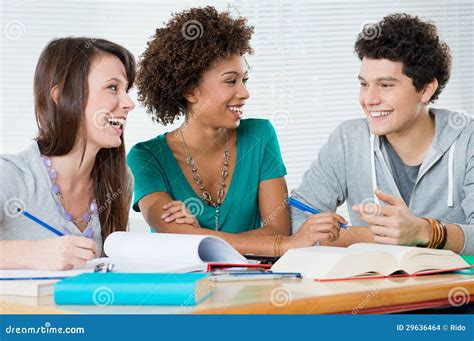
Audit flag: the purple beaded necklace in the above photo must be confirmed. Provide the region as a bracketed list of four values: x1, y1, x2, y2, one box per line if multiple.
[42, 156, 97, 238]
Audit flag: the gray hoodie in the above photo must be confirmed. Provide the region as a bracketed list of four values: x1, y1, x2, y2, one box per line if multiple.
[291, 108, 474, 254]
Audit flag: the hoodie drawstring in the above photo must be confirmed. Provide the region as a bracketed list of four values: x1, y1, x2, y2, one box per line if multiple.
[447, 140, 457, 207]
[370, 134, 380, 205]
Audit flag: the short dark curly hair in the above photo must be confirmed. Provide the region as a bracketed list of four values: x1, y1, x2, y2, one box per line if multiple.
[136, 6, 254, 125]
[355, 13, 452, 103]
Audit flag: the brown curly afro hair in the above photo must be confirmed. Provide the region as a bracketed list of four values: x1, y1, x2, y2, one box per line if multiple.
[136, 6, 254, 125]
[355, 13, 452, 103]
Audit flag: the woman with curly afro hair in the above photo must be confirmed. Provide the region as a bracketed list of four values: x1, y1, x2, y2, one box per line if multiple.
[128, 6, 344, 255]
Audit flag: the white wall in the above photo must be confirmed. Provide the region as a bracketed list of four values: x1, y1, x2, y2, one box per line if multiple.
[1, 0, 473, 226]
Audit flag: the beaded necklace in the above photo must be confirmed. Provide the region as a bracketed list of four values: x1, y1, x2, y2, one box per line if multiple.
[42, 156, 96, 238]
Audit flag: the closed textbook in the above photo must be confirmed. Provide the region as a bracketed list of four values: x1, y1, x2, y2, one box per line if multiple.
[0, 268, 94, 297]
[0, 279, 57, 297]
[54, 273, 211, 305]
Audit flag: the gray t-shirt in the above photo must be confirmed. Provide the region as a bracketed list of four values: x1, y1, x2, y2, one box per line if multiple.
[0, 143, 103, 255]
[382, 136, 421, 206]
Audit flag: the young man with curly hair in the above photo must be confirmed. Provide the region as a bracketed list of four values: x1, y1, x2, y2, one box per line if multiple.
[292, 13, 474, 254]
[128, 6, 344, 255]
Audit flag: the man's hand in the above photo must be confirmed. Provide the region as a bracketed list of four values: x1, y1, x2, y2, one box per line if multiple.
[352, 189, 431, 246]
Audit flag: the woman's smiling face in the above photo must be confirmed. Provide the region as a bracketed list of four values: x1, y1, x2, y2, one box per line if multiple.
[186, 54, 250, 129]
[84, 53, 135, 149]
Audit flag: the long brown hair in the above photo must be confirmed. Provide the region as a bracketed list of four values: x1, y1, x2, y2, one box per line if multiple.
[34, 37, 135, 242]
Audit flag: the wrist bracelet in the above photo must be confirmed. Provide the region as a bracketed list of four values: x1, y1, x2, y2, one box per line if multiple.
[273, 235, 283, 256]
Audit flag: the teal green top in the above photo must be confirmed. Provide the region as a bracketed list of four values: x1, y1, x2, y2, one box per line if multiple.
[127, 119, 287, 233]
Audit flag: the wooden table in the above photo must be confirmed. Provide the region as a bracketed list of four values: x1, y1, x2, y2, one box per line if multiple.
[1, 273, 473, 314]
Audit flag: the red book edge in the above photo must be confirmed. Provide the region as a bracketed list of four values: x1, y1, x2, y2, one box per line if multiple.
[206, 263, 272, 271]
[313, 265, 474, 282]
[337, 295, 474, 314]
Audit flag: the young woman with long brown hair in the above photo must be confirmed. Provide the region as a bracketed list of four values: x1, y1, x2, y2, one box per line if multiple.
[0, 37, 135, 270]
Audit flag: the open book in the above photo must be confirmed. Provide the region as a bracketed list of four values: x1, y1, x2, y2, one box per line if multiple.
[0, 232, 247, 296]
[271, 243, 471, 281]
[97, 231, 248, 273]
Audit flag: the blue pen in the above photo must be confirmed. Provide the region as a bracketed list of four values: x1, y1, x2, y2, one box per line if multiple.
[287, 197, 349, 229]
[210, 273, 301, 282]
[0, 276, 68, 281]
[20, 209, 64, 236]
[231, 272, 302, 278]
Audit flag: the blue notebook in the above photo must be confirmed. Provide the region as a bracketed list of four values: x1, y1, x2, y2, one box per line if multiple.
[54, 273, 211, 305]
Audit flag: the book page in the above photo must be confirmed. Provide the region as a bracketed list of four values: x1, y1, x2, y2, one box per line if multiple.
[271, 247, 351, 278]
[271, 246, 397, 279]
[198, 237, 247, 263]
[104, 232, 205, 264]
[348, 243, 419, 263]
[348, 243, 465, 274]
[87, 258, 205, 273]
[104, 232, 246, 266]
[0, 267, 93, 280]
